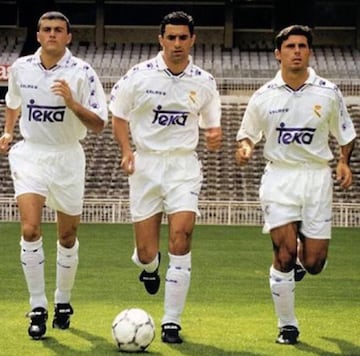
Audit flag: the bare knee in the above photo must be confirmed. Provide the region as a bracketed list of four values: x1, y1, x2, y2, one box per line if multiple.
[301, 238, 329, 275]
[137, 245, 158, 264]
[169, 229, 192, 255]
[303, 257, 327, 275]
[58, 227, 78, 248]
[21, 223, 41, 241]
[274, 247, 297, 272]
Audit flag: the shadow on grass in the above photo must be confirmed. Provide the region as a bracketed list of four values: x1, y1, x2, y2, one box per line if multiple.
[295, 337, 360, 356]
[165, 340, 260, 356]
[40, 328, 113, 355]
[40, 328, 261, 355]
[40, 327, 160, 355]
[323, 337, 360, 356]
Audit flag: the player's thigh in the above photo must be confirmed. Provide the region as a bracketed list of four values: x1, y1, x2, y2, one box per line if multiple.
[302, 237, 329, 265]
[17, 193, 46, 239]
[164, 153, 202, 217]
[259, 167, 302, 233]
[270, 222, 298, 269]
[134, 213, 163, 253]
[302, 168, 332, 238]
[129, 154, 163, 221]
[9, 141, 49, 198]
[48, 145, 85, 216]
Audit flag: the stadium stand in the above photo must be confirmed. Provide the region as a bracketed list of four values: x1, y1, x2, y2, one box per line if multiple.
[0, 0, 359, 224]
[1, 97, 360, 205]
[68, 41, 360, 79]
[0, 35, 24, 64]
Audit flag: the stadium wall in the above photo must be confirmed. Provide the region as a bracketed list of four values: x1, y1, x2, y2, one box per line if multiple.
[0, 198, 359, 227]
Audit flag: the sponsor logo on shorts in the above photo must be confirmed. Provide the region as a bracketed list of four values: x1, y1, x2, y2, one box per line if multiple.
[152, 105, 188, 126]
[27, 99, 66, 122]
[276, 122, 316, 144]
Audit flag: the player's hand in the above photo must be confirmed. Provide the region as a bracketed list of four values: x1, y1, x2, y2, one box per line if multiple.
[0, 133, 13, 154]
[205, 127, 222, 151]
[336, 161, 352, 189]
[235, 140, 252, 166]
[120, 152, 135, 175]
[51, 79, 75, 108]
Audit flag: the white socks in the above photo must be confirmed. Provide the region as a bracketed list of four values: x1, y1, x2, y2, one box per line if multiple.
[55, 239, 79, 304]
[131, 248, 159, 272]
[269, 265, 298, 328]
[20, 237, 79, 309]
[162, 252, 191, 326]
[20, 237, 47, 310]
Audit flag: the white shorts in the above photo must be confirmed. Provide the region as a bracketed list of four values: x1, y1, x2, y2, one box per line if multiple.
[129, 151, 203, 222]
[259, 162, 333, 239]
[9, 140, 85, 216]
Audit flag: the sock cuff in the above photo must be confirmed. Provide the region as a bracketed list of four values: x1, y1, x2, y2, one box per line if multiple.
[20, 236, 43, 251]
[131, 248, 159, 271]
[270, 265, 293, 280]
[57, 238, 79, 255]
[168, 252, 191, 269]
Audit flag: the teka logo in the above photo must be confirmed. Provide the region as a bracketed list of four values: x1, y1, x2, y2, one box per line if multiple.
[276, 122, 316, 144]
[152, 105, 188, 126]
[27, 99, 66, 122]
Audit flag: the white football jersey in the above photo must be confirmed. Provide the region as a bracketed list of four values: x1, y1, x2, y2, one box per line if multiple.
[237, 68, 356, 164]
[109, 52, 221, 152]
[6, 48, 108, 145]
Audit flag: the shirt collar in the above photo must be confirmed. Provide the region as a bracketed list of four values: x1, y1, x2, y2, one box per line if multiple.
[274, 67, 317, 87]
[33, 47, 72, 67]
[155, 51, 194, 76]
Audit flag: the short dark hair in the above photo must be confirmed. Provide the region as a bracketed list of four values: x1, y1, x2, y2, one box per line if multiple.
[37, 11, 71, 33]
[159, 11, 195, 37]
[275, 25, 313, 50]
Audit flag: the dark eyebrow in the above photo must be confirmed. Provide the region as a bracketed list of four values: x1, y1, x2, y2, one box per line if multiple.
[166, 34, 189, 40]
[285, 42, 308, 48]
[41, 26, 66, 31]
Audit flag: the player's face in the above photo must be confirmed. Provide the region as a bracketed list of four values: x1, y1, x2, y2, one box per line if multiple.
[158, 24, 195, 69]
[37, 19, 72, 56]
[275, 35, 312, 72]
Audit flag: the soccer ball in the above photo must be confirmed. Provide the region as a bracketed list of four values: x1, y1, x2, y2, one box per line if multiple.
[111, 308, 155, 352]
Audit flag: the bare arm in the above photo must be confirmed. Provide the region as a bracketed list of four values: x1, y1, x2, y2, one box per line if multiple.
[112, 115, 135, 175]
[0, 107, 20, 154]
[336, 138, 355, 189]
[51, 79, 105, 134]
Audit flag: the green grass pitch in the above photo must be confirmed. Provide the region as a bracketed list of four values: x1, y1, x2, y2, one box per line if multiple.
[0, 222, 359, 355]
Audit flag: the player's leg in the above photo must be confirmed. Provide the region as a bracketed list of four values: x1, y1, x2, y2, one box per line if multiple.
[132, 213, 162, 294]
[160, 153, 201, 343]
[52, 211, 80, 329]
[45, 144, 84, 330]
[300, 237, 329, 274]
[127, 152, 164, 294]
[17, 193, 49, 339]
[294, 225, 307, 282]
[300, 166, 332, 276]
[161, 211, 195, 344]
[8, 141, 50, 338]
[270, 223, 299, 345]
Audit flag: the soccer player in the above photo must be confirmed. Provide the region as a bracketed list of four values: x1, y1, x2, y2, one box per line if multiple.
[0, 11, 108, 339]
[235, 25, 356, 345]
[109, 11, 222, 344]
